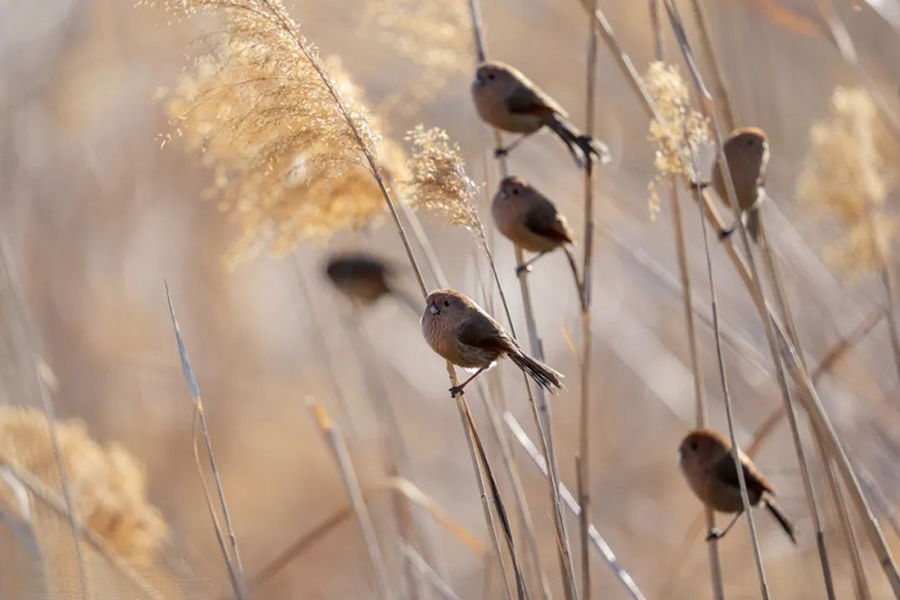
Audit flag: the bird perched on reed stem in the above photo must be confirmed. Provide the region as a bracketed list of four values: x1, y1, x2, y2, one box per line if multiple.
[472, 61, 610, 168]
[421, 289, 564, 397]
[325, 252, 419, 313]
[678, 429, 796, 543]
[491, 176, 584, 304]
[710, 127, 770, 242]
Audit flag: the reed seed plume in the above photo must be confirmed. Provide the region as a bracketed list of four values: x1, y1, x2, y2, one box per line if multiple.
[0, 407, 167, 563]
[404, 125, 480, 233]
[645, 61, 709, 218]
[359, 0, 470, 116]
[157, 0, 409, 263]
[797, 87, 900, 274]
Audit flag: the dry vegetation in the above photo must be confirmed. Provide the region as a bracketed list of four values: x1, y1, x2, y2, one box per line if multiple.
[2, 0, 900, 599]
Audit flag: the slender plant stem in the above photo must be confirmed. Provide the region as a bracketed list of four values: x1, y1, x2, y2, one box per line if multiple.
[646, 1, 725, 593]
[465, 0, 579, 595]
[504, 412, 647, 600]
[757, 226, 837, 599]
[686, 0, 737, 130]
[0, 235, 92, 600]
[165, 285, 249, 600]
[576, 2, 598, 597]
[662, 1, 900, 592]
[308, 401, 393, 599]
[401, 541, 464, 600]
[254, 4, 520, 591]
[693, 167, 771, 599]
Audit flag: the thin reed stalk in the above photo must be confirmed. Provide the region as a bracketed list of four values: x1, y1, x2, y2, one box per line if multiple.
[659, 1, 900, 590]
[0, 234, 92, 600]
[400, 541, 464, 600]
[576, 2, 598, 596]
[504, 412, 647, 600]
[465, 0, 579, 595]
[350, 312, 446, 580]
[686, 0, 737, 130]
[758, 225, 845, 598]
[165, 284, 249, 600]
[307, 400, 393, 600]
[252, 2, 520, 589]
[399, 186, 551, 598]
[247, 506, 352, 591]
[0, 461, 166, 600]
[690, 157, 771, 599]
[459, 399, 529, 599]
[646, 2, 724, 595]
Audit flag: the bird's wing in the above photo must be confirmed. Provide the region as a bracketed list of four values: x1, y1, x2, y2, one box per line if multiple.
[506, 83, 568, 119]
[525, 202, 574, 244]
[458, 314, 514, 353]
[711, 450, 774, 495]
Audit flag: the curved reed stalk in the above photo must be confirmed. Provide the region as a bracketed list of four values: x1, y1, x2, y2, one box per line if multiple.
[465, 0, 579, 596]
[645, 2, 724, 596]
[689, 149, 772, 599]
[576, 2, 599, 596]
[165, 285, 249, 600]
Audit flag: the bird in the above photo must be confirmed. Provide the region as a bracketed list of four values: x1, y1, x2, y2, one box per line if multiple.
[491, 175, 577, 276]
[678, 429, 797, 544]
[421, 289, 564, 397]
[471, 61, 611, 168]
[324, 252, 419, 313]
[710, 127, 769, 242]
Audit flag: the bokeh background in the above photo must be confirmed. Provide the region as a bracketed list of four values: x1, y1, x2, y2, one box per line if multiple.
[1, 0, 899, 598]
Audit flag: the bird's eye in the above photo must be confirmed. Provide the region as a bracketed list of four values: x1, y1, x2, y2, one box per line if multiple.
[690, 442, 698, 451]
[487, 73, 495, 80]
[512, 188, 519, 195]
[443, 301, 450, 307]
[746, 139, 754, 147]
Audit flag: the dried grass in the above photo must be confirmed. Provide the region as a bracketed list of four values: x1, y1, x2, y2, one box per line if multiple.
[0, 407, 167, 564]
[797, 87, 900, 274]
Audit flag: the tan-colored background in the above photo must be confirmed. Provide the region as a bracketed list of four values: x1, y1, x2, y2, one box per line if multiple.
[1, 0, 899, 598]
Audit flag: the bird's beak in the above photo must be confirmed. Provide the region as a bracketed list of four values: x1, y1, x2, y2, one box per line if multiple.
[474, 74, 485, 86]
[428, 303, 440, 315]
[498, 189, 508, 199]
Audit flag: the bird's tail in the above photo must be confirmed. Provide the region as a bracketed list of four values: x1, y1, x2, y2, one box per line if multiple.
[764, 498, 797, 544]
[508, 348, 565, 392]
[547, 114, 611, 168]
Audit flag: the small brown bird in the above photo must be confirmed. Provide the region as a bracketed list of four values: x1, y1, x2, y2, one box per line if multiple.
[421, 289, 564, 397]
[679, 429, 797, 544]
[472, 61, 610, 167]
[492, 176, 576, 274]
[711, 127, 769, 242]
[325, 252, 419, 313]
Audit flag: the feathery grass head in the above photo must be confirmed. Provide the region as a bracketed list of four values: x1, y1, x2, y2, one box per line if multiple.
[797, 87, 900, 273]
[0, 407, 167, 563]
[404, 125, 479, 233]
[359, 0, 470, 116]
[157, 0, 406, 263]
[645, 61, 710, 218]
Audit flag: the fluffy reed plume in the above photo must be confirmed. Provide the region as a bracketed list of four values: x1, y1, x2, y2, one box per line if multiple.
[159, 0, 408, 263]
[0, 406, 167, 563]
[797, 87, 900, 273]
[404, 125, 480, 233]
[645, 61, 709, 218]
[359, 0, 470, 116]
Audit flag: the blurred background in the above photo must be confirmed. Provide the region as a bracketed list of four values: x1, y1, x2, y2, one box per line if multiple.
[1, 0, 899, 598]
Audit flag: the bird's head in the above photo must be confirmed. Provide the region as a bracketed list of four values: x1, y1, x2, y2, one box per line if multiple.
[495, 175, 529, 202]
[678, 429, 728, 472]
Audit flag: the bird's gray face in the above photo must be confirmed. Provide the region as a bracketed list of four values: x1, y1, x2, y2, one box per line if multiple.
[497, 177, 525, 201]
[474, 65, 504, 88]
[424, 292, 463, 319]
